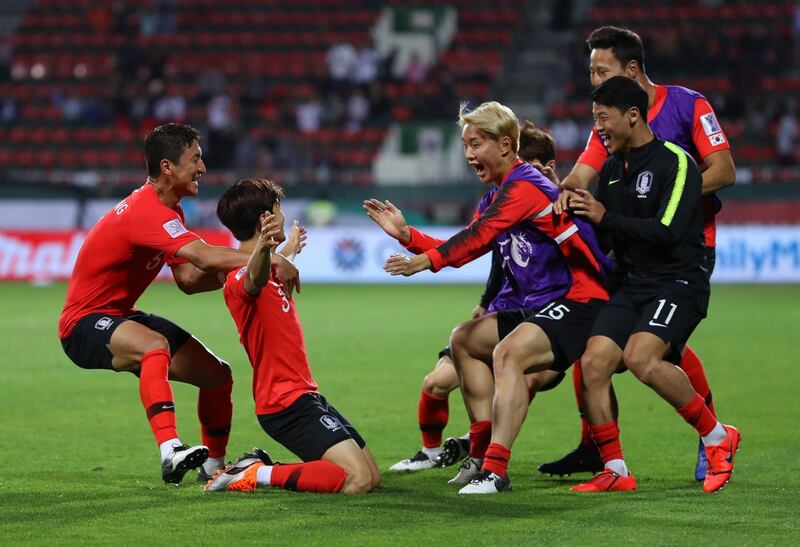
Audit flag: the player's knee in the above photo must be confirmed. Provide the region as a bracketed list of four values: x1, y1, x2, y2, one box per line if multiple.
[212, 360, 233, 387]
[579, 352, 613, 388]
[422, 372, 449, 397]
[341, 466, 374, 494]
[491, 342, 516, 376]
[449, 323, 470, 355]
[623, 348, 658, 385]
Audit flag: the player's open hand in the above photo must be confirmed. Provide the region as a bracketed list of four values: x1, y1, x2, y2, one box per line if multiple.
[531, 162, 560, 186]
[383, 252, 432, 277]
[259, 212, 282, 249]
[363, 199, 411, 245]
[568, 188, 606, 224]
[284, 220, 308, 256]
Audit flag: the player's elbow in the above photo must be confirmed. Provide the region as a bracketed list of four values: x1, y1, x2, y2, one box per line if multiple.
[720, 161, 736, 189]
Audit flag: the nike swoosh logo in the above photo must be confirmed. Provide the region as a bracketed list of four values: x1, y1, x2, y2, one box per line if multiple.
[608, 179, 620, 186]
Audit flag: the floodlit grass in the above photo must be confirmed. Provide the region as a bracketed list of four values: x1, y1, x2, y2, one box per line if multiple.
[0, 282, 797, 545]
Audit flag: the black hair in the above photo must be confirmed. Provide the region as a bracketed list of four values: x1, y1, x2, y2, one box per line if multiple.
[217, 178, 285, 241]
[518, 121, 556, 164]
[144, 123, 201, 177]
[586, 26, 645, 73]
[591, 76, 649, 120]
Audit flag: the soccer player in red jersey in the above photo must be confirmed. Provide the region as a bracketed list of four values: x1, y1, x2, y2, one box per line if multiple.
[543, 26, 736, 481]
[205, 179, 380, 495]
[386, 122, 570, 473]
[58, 123, 290, 485]
[372, 102, 612, 494]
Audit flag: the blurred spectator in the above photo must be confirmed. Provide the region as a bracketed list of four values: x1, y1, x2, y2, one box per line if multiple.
[327, 42, 358, 94]
[776, 104, 798, 166]
[0, 98, 17, 125]
[296, 94, 322, 134]
[346, 89, 370, 131]
[354, 42, 379, 85]
[404, 53, 427, 83]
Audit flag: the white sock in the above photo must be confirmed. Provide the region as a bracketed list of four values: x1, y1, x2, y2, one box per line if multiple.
[422, 446, 443, 459]
[459, 433, 470, 441]
[159, 438, 181, 461]
[255, 464, 273, 487]
[702, 422, 727, 446]
[605, 458, 629, 477]
[202, 457, 225, 475]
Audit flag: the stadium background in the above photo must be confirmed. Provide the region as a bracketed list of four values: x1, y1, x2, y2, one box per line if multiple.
[1, 2, 799, 545]
[0, 0, 798, 283]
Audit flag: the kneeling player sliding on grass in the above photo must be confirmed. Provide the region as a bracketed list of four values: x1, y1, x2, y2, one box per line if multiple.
[205, 178, 380, 494]
[567, 76, 739, 494]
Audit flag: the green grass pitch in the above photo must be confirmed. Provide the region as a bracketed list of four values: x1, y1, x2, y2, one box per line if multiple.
[0, 282, 798, 545]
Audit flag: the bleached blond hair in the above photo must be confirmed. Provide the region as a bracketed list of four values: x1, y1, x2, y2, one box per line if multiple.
[458, 101, 520, 154]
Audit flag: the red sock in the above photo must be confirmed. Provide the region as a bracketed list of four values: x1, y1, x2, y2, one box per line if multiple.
[590, 421, 624, 464]
[680, 346, 716, 417]
[482, 443, 511, 477]
[139, 349, 177, 445]
[676, 394, 717, 437]
[572, 361, 593, 446]
[270, 460, 348, 493]
[418, 390, 448, 449]
[469, 420, 492, 458]
[198, 377, 233, 458]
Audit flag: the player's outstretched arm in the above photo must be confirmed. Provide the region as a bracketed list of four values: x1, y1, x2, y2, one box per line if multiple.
[244, 212, 282, 295]
[363, 198, 411, 244]
[170, 262, 226, 294]
[383, 252, 432, 277]
[175, 239, 249, 273]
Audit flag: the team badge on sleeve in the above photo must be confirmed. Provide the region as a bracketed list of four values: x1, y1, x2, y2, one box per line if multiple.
[700, 113, 721, 136]
[162, 219, 188, 238]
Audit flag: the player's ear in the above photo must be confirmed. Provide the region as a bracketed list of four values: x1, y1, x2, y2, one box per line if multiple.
[546, 159, 556, 170]
[625, 60, 638, 78]
[499, 135, 513, 156]
[160, 158, 172, 177]
[628, 107, 640, 127]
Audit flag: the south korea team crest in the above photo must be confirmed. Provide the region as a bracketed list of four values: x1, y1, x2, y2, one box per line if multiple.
[320, 415, 342, 432]
[635, 171, 654, 197]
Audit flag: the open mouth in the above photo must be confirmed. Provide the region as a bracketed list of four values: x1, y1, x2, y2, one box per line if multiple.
[471, 163, 487, 178]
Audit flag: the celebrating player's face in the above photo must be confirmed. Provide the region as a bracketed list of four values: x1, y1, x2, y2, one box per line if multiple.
[462, 124, 506, 185]
[170, 140, 206, 197]
[589, 48, 627, 88]
[592, 103, 631, 155]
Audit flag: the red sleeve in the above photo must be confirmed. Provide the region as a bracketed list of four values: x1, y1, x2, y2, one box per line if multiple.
[576, 128, 609, 172]
[404, 226, 446, 254]
[130, 203, 200, 261]
[427, 180, 551, 272]
[224, 267, 257, 302]
[692, 98, 730, 160]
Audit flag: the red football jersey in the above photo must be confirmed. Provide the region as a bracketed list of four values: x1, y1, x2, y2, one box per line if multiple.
[223, 265, 318, 415]
[578, 84, 731, 247]
[58, 183, 199, 338]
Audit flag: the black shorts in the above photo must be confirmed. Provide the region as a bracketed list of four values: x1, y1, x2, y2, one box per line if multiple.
[496, 309, 530, 340]
[438, 346, 451, 360]
[519, 299, 607, 371]
[60, 311, 192, 371]
[589, 277, 710, 364]
[257, 392, 366, 462]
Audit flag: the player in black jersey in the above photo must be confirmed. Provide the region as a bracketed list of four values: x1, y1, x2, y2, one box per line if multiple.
[567, 76, 740, 494]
